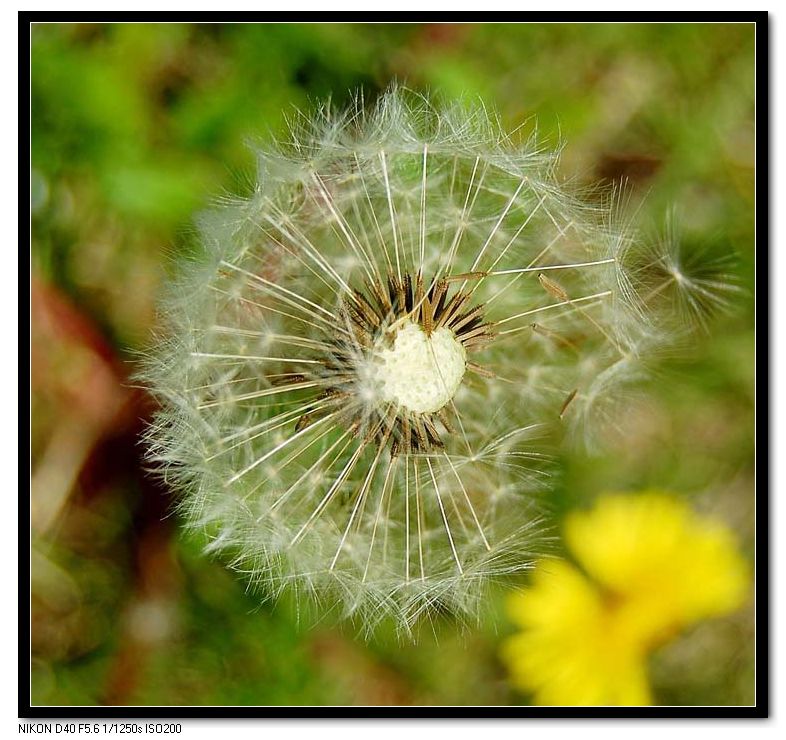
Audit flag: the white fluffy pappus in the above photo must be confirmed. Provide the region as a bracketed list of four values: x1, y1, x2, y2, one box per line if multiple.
[141, 87, 713, 637]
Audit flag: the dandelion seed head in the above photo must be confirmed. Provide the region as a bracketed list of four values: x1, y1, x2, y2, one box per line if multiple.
[140, 86, 705, 637]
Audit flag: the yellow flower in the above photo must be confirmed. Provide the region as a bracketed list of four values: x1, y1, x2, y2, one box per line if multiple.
[500, 492, 750, 706]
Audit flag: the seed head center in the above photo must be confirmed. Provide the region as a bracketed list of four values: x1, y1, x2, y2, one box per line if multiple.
[372, 320, 467, 414]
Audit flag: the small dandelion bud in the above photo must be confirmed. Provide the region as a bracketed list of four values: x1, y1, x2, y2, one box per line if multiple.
[142, 87, 660, 635]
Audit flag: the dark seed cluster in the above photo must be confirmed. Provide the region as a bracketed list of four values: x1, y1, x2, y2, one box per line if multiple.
[292, 271, 495, 455]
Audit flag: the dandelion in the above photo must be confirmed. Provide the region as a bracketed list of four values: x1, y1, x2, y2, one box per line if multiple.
[626, 214, 743, 334]
[143, 87, 668, 635]
[500, 492, 750, 705]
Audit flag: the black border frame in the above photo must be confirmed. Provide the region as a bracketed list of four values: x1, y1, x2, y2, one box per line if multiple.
[20, 10, 769, 720]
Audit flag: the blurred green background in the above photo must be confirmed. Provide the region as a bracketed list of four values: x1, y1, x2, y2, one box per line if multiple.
[30, 22, 755, 706]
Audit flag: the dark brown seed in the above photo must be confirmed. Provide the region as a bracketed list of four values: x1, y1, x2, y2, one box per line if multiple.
[559, 388, 578, 418]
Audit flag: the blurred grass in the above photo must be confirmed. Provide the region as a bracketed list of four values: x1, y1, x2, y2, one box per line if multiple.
[30, 22, 755, 706]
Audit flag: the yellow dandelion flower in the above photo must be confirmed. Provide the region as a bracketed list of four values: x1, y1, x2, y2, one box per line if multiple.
[500, 492, 750, 706]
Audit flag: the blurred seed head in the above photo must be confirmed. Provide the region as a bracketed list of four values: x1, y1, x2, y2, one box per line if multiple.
[141, 87, 731, 636]
[625, 211, 743, 334]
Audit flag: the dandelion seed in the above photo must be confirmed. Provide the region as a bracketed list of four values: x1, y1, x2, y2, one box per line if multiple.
[141, 87, 687, 636]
